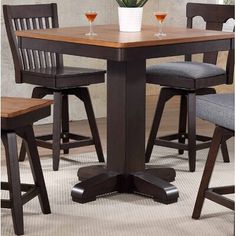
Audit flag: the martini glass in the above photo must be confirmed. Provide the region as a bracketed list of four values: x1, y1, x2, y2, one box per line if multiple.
[154, 11, 168, 37]
[85, 11, 97, 36]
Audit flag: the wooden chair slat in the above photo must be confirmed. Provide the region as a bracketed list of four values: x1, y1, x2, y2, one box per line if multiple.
[13, 19, 28, 70]
[19, 18, 34, 69]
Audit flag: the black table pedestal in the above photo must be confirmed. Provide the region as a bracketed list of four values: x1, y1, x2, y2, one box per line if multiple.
[71, 60, 179, 204]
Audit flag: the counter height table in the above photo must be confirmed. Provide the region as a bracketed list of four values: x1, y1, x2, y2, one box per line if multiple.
[16, 25, 234, 204]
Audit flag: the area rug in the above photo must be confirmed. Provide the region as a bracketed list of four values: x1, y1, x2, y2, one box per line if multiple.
[1, 146, 234, 236]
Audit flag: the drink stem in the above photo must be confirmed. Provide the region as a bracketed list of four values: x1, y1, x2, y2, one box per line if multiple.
[159, 22, 163, 35]
[89, 21, 93, 35]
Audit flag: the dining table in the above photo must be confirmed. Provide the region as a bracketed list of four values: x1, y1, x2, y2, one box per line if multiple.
[16, 24, 234, 204]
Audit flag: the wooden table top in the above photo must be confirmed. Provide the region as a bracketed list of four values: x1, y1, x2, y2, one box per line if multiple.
[16, 25, 234, 48]
[1, 97, 53, 118]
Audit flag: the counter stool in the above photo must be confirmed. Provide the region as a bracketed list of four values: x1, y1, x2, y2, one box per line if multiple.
[145, 3, 234, 172]
[3, 3, 105, 171]
[192, 94, 234, 219]
[1, 97, 52, 235]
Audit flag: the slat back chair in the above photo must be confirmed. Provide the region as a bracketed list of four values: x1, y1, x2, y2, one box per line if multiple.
[3, 4, 105, 171]
[145, 3, 235, 172]
[3, 3, 63, 83]
[185, 3, 235, 84]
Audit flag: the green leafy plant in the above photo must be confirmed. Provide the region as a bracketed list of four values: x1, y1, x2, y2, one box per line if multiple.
[116, 0, 149, 7]
[224, 0, 235, 4]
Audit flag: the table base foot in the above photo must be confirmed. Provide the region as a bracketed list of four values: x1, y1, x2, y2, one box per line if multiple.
[72, 166, 179, 204]
[71, 172, 118, 204]
[133, 172, 179, 204]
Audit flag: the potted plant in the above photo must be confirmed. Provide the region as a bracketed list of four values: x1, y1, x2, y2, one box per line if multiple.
[116, 0, 149, 32]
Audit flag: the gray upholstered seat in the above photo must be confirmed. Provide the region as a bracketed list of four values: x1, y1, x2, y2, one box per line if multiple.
[147, 62, 225, 79]
[146, 62, 226, 89]
[196, 94, 235, 131]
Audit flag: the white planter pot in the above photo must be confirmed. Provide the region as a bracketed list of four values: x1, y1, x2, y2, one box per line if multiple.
[118, 7, 143, 32]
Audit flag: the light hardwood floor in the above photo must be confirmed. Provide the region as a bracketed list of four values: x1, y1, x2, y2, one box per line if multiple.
[1, 95, 234, 161]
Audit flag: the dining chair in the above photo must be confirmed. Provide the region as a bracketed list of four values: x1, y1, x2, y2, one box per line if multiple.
[3, 3, 105, 171]
[145, 3, 235, 172]
[192, 93, 234, 219]
[1, 97, 52, 235]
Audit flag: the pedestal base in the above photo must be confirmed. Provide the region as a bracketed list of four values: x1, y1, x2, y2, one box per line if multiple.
[72, 165, 179, 204]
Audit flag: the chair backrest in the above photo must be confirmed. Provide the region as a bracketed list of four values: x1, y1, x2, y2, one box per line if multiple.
[3, 3, 63, 83]
[185, 3, 235, 84]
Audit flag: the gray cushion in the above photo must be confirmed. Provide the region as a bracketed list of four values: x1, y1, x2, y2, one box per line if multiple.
[147, 62, 226, 79]
[196, 94, 235, 131]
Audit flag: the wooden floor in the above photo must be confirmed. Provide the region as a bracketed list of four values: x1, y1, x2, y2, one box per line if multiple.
[1, 95, 233, 161]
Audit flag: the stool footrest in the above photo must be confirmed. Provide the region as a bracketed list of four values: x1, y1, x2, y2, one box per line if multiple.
[1, 182, 40, 208]
[68, 133, 91, 141]
[195, 141, 212, 150]
[208, 185, 235, 195]
[61, 139, 94, 149]
[1, 182, 35, 192]
[158, 134, 180, 141]
[36, 139, 53, 149]
[205, 185, 235, 210]
[1, 199, 11, 209]
[36, 134, 53, 141]
[22, 186, 40, 205]
[155, 133, 212, 151]
[36, 133, 94, 150]
[155, 139, 188, 151]
[195, 135, 212, 142]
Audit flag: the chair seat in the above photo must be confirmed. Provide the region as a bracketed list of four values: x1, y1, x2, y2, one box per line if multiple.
[196, 94, 235, 131]
[146, 62, 226, 89]
[1, 97, 52, 118]
[1, 97, 53, 130]
[22, 66, 105, 89]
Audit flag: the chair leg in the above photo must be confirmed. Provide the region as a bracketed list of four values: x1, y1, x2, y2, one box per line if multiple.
[19, 87, 48, 162]
[18, 140, 27, 162]
[62, 94, 70, 154]
[2, 132, 24, 235]
[187, 92, 196, 172]
[52, 92, 63, 171]
[178, 95, 187, 155]
[20, 126, 51, 214]
[75, 88, 105, 163]
[221, 138, 230, 163]
[145, 88, 174, 163]
[192, 126, 223, 219]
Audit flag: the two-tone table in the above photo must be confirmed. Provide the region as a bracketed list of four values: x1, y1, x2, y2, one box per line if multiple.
[16, 25, 234, 204]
